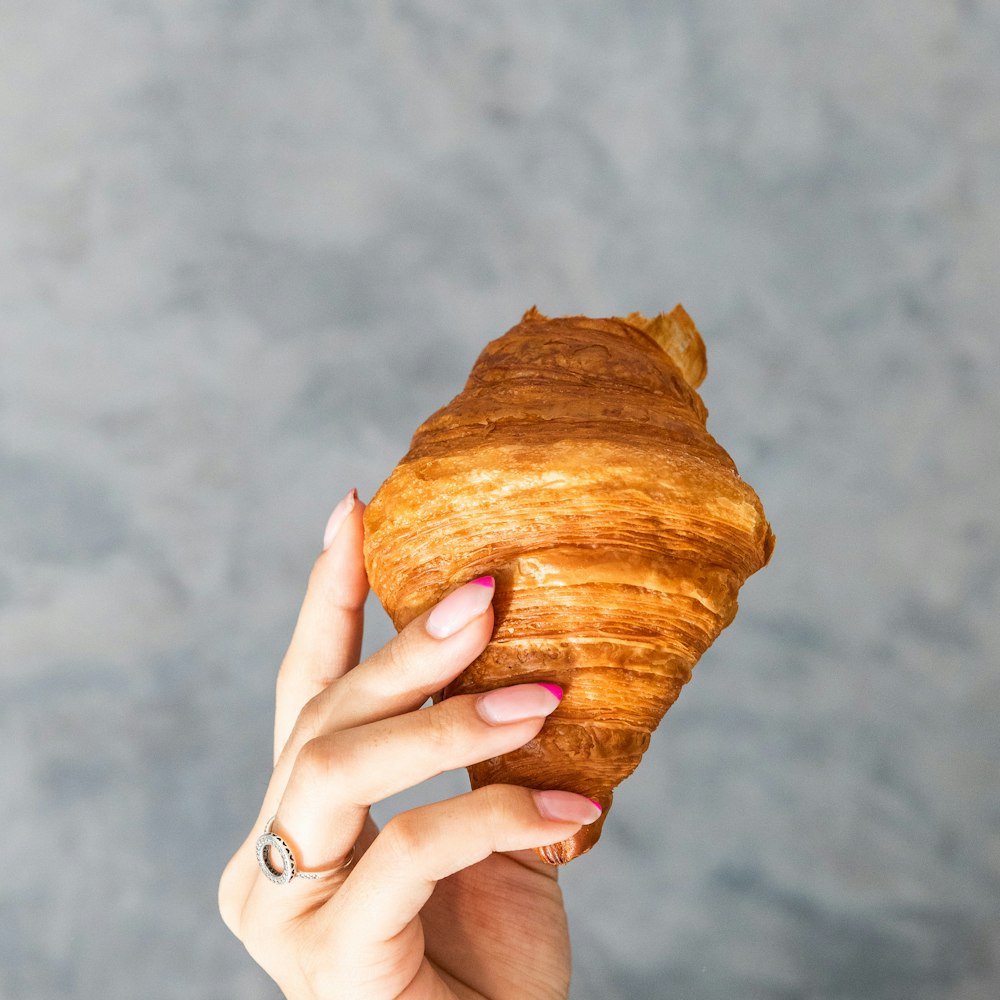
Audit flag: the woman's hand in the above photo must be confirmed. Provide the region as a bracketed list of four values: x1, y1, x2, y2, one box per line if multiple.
[218, 489, 601, 1000]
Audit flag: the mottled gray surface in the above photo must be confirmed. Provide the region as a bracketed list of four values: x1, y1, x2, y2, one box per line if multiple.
[2, 2, 998, 998]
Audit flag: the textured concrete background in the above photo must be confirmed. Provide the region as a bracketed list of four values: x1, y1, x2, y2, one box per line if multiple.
[2, 2, 998, 998]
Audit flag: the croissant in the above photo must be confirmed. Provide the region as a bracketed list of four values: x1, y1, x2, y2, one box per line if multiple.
[363, 306, 774, 864]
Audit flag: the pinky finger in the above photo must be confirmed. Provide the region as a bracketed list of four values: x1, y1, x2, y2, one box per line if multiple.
[324, 785, 601, 944]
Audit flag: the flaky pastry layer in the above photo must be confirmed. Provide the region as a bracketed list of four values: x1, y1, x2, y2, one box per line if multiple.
[364, 306, 774, 863]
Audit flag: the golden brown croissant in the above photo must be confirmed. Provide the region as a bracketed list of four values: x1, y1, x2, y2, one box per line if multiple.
[363, 306, 774, 864]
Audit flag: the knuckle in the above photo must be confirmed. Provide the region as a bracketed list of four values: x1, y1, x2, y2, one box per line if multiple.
[423, 700, 466, 750]
[478, 781, 512, 815]
[296, 734, 338, 785]
[291, 690, 326, 746]
[217, 854, 247, 939]
[381, 812, 423, 868]
[475, 784, 523, 842]
[217, 886, 240, 937]
[294, 731, 356, 792]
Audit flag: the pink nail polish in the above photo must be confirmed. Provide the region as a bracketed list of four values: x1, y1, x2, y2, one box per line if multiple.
[587, 798, 603, 813]
[477, 683, 562, 724]
[425, 578, 495, 639]
[323, 488, 357, 550]
[532, 790, 603, 825]
[536, 683, 563, 700]
[472, 576, 494, 587]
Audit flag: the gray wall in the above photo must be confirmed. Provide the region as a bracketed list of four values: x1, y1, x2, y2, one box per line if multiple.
[2, 3, 998, 998]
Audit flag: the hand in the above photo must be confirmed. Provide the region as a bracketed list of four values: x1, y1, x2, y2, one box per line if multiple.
[218, 489, 602, 1000]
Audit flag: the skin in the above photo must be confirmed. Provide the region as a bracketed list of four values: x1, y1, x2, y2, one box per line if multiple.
[218, 496, 599, 999]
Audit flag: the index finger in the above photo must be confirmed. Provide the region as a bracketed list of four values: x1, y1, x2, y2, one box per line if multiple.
[274, 489, 369, 761]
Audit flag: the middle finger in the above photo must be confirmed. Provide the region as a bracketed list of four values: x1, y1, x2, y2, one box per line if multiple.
[279, 576, 500, 776]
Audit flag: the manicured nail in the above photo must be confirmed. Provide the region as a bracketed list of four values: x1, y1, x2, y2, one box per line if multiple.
[323, 488, 357, 550]
[532, 790, 603, 825]
[425, 577, 495, 639]
[476, 683, 562, 725]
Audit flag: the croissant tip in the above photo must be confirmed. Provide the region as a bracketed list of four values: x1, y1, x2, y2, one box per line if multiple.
[610, 304, 707, 389]
[532, 793, 611, 864]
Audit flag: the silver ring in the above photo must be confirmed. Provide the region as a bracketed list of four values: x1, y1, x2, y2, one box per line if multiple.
[255, 815, 355, 885]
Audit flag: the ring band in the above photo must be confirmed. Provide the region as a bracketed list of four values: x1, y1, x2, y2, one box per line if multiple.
[255, 815, 355, 885]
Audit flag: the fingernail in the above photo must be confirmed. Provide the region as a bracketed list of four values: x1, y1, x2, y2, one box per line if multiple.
[476, 683, 562, 725]
[425, 577, 495, 639]
[323, 488, 357, 550]
[532, 790, 603, 825]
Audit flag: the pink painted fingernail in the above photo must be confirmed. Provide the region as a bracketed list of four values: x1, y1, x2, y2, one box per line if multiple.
[532, 790, 603, 825]
[476, 683, 562, 725]
[425, 577, 495, 639]
[323, 488, 357, 550]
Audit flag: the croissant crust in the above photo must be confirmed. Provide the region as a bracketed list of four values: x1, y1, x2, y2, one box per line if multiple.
[364, 306, 774, 864]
